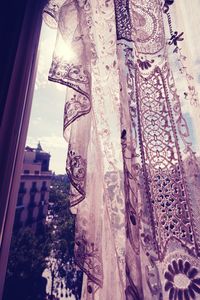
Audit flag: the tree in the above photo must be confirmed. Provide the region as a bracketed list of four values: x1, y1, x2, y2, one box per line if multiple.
[48, 174, 75, 258]
[4, 175, 82, 300]
[47, 175, 83, 300]
[4, 227, 51, 300]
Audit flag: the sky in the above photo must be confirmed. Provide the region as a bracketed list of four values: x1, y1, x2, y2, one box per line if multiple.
[26, 23, 67, 174]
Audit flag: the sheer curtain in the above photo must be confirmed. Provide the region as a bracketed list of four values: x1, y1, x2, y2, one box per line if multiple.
[43, 1, 200, 299]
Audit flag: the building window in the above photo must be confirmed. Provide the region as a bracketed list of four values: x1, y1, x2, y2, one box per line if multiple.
[19, 182, 26, 194]
[35, 170, 39, 175]
[37, 207, 45, 220]
[29, 194, 36, 208]
[13, 211, 22, 230]
[24, 170, 30, 174]
[26, 208, 34, 226]
[32, 182, 36, 188]
[17, 194, 23, 206]
[40, 193, 45, 203]
[41, 181, 47, 192]
[20, 182, 25, 189]
[30, 181, 37, 193]
[42, 181, 46, 186]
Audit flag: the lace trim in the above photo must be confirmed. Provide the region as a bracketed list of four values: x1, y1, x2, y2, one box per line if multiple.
[114, 0, 165, 54]
[135, 65, 199, 258]
[66, 145, 86, 207]
[75, 234, 103, 287]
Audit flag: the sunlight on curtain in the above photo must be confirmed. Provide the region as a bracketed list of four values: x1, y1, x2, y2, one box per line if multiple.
[43, 1, 200, 299]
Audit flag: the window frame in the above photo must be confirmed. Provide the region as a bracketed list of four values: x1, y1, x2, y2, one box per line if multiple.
[0, 1, 46, 297]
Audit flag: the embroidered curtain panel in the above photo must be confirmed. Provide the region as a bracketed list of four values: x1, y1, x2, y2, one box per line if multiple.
[43, 1, 200, 299]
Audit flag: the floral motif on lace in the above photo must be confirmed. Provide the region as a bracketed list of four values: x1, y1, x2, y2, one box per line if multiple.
[49, 58, 91, 127]
[163, 0, 199, 106]
[43, 0, 64, 28]
[75, 234, 103, 287]
[64, 91, 91, 128]
[114, 0, 165, 54]
[135, 66, 198, 258]
[49, 57, 90, 93]
[163, 0, 175, 13]
[114, 0, 132, 41]
[66, 145, 86, 207]
[164, 259, 200, 300]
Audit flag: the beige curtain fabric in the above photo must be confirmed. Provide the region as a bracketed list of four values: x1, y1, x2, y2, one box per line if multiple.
[43, 1, 200, 299]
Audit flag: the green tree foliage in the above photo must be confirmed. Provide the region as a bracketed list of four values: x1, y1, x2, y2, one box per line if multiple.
[6, 227, 50, 279]
[48, 175, 75, 258]
[47, 175, 76, 299]
[4, 227, 50, 300]
[3, 174, 77, 300]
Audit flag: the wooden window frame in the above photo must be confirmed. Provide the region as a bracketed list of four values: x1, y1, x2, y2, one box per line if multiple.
[0, 1, 46, 297]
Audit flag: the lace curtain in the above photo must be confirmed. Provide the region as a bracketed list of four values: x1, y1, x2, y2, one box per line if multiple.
[43, 1, 200, 299]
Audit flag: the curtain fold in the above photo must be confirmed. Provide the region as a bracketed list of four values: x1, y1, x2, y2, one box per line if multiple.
[43, 1, 200, 299]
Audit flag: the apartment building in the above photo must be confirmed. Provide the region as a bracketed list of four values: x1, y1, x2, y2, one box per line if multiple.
[14, 143, 52, 234]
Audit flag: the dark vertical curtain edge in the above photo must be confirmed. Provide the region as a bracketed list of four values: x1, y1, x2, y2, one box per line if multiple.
[0, 1, 46, 298]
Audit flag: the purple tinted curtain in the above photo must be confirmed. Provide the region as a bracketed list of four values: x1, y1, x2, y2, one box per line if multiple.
[43, 1, 200, 299]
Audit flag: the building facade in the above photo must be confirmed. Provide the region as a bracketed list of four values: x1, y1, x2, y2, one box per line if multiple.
[14, 143, 52, 233]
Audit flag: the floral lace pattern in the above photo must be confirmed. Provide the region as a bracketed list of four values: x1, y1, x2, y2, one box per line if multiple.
[75, 234, 103, 287]
[49, 59, 90, 88]
[135, 66, 198, 257]
[114, 0, 165, 54]
[44, 0, 200, 299]
[163, 0, 199, 107]
[162, 252, 200, 300]
[66, 145, 86, 207]
[164, 259, 200, 299]
[63, 91, 91, 129]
